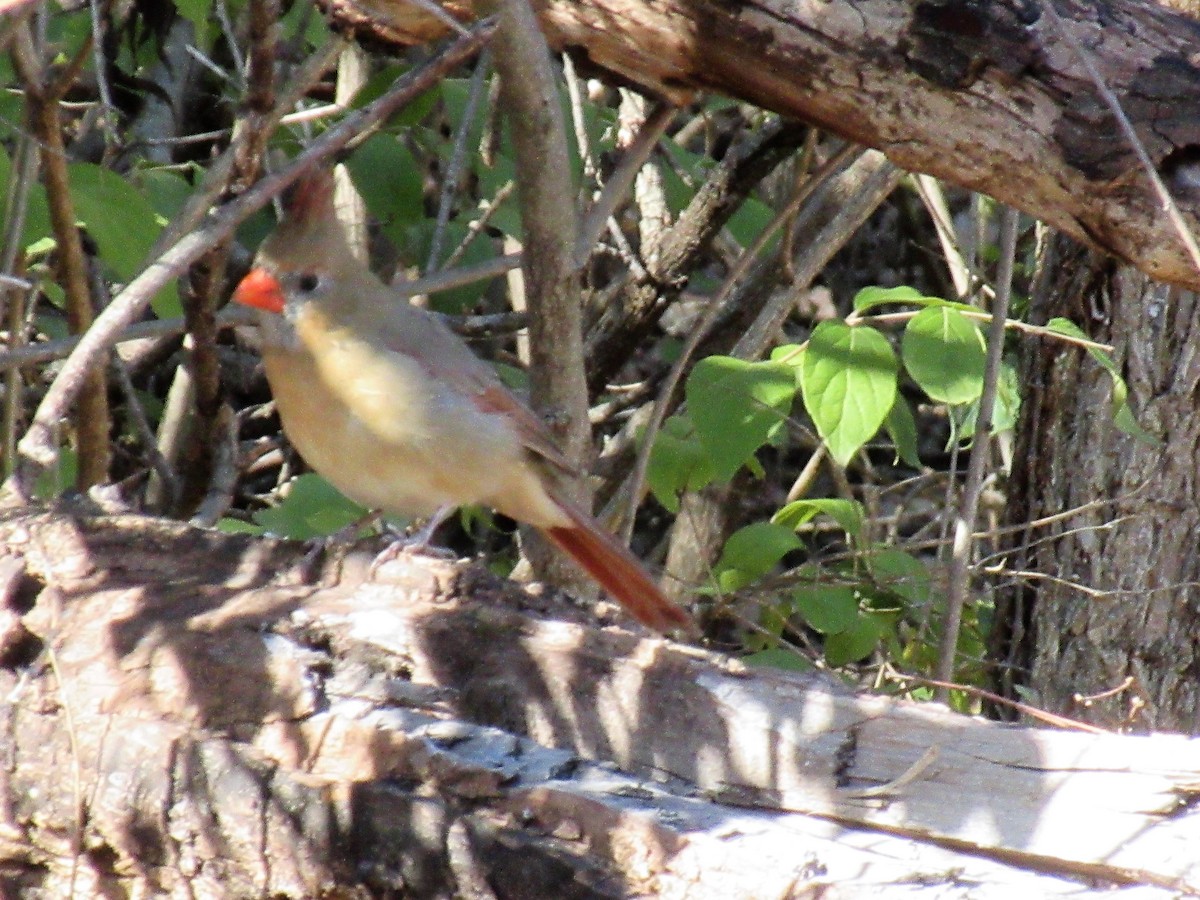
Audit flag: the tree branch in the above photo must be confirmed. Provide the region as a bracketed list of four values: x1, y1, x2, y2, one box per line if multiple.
[322, 0, 1200, 290]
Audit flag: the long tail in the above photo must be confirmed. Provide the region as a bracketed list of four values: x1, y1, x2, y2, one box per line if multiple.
[542, 497, 693, 633]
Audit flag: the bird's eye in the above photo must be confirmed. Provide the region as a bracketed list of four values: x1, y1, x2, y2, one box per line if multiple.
[297, 273, 320, 293]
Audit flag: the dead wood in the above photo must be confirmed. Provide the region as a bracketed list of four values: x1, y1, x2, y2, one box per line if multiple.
[324, 0, 1200, 291]
[0, 507, 1198, 897]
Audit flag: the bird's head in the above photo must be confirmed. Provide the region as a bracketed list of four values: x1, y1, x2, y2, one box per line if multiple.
[233, 167, 352, 348]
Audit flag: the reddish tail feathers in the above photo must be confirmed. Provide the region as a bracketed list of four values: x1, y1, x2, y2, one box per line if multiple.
[543, 500, 693, 633]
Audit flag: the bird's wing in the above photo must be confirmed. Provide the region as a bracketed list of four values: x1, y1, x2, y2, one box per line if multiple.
[368, 297, 580, 476]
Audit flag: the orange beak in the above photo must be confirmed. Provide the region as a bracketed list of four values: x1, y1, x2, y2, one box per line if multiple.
[233, 268, 285, 314]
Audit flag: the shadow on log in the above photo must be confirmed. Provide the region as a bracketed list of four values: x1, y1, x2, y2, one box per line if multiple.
[1, 506, 1198, 897]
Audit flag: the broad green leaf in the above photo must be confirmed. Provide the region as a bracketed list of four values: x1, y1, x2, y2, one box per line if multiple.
[865, 547, 931, 607]
[770, 342, 805, 378]
[713, 522, 802, 592]
[346, 135, 426, 240]
[884, 396, 922, 467]
[792, 583, 859, 635]
[744, 647, 812, 672]
[1047, 318, 1158, 444]
[68, 163, 160, 279]
[67, 163, 176, 315]
[139, 167, 195, 225]
[686, 356, 795, 482]
[253, 474, 368, 540]
[772, 497, 865, 541]
[800, 321, 898, 466]
[824, 613, 886, 667]
[853, 285, 979, 315]
[474, 152, 521, 237]
[408, 220, 495, 313]
[647, 415, 715, 512]
[902, 306, 986, 405]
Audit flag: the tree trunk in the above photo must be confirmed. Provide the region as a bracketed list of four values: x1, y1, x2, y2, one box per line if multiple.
[992, 234, 1200, 733]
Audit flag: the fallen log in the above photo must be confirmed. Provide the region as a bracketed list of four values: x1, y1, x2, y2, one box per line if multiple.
[0, 507, 1197, 897]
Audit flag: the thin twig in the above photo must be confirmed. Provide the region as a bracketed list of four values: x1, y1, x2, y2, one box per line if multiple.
[1, 135, 36, 476]
[5, 21, 496, 499]
[110, 354, 179, 507]
[427, 50, 491, 271]
[886, 667, 1109, 734]
[912, 174, 974, 299]
[574, 101, 674, 271]
[396, 251, 521, 297]
[934, 205, 1019, 698]
[87, 0, 120, 156]
[438, 180, 515, 270]
[13, 18, 111, 489]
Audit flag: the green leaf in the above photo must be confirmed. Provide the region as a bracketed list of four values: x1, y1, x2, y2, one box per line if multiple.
[1046, 318, 1158, 445]
[743, 647, 812, 672]
[346, 135, 426, 240]
[646, 415, 715, 512]
[67, 163, 177, 316]
[253, 474, 368, 540]
[686, 356, 796, 482]
[68, 163, 160, 279]
[139, 167, 194, 225]
[958, 360, 1021, 440]
[824, 613, 886, 666]
[216, 518, 265, 535]
[865, 547, 931, 607]
[33, 447, 76, 500]
[902, 306, 986, 405]
[792, 583, 860, 634]
[174, 0, 211, 47]
[884, 396, 922, 467]
[800, 321, 898, 466]
[726, 196, 776, 249]
[853, 285, 981, 315]
[353, 66, 439, 124]
[772, 497, 865, 541]
[411, 220, 495, 313]
[713, 522, 802, 592]
[852, 284, 930, 312]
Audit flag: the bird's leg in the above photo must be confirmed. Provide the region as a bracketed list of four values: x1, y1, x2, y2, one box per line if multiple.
[368, 504, 458, 576]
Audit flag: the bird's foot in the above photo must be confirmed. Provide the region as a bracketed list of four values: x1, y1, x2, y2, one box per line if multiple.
[368, 506, 458, 578]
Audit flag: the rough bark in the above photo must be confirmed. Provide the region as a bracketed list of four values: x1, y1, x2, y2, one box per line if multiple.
[324, 0, 1200, 291]
[992, 238, 1200, 733]
[2, 507, 1200, 897]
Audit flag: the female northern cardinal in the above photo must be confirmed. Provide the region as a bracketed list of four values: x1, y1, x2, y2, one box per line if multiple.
[232, 168, 692, 632]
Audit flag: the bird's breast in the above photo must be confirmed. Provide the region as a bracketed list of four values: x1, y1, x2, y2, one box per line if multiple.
[260, 342, 561, 524]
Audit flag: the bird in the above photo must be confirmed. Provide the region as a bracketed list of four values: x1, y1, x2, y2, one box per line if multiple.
[231, 167, 692, 633]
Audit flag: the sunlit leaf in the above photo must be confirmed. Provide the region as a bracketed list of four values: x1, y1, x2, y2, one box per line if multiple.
[902, 306, 986, 405]
[800, 321, 897, 466]
[687, 356, 795, 482]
